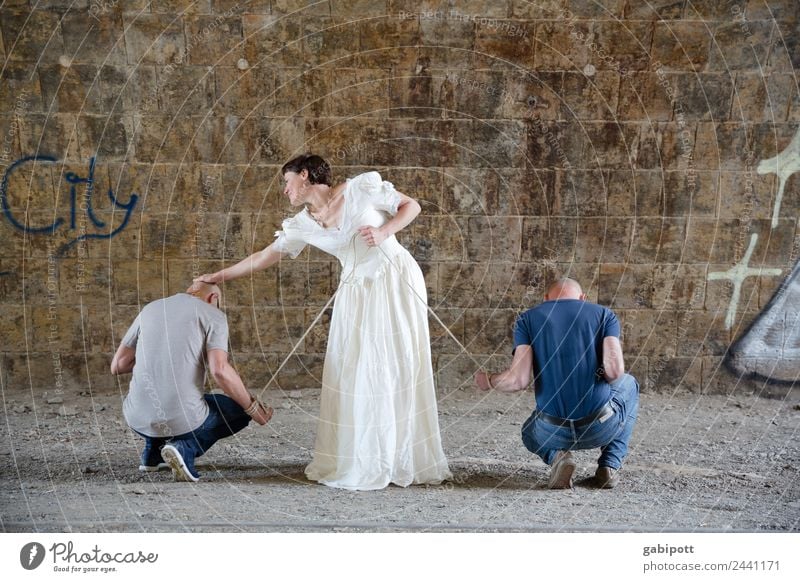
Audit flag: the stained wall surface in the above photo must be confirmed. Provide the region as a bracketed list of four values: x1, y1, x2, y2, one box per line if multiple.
[1, 0, 798, 395]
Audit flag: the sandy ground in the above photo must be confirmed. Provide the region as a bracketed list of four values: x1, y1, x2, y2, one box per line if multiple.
[1, 385, 799, 532]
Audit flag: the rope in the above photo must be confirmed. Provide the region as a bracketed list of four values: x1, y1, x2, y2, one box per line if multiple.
[257, 232, 360, 398]
[375, 244, 487, 372]
[256, 233, 486, 400]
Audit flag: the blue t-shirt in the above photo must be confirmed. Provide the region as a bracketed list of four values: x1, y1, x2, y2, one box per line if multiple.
[513, 299, 621, 419]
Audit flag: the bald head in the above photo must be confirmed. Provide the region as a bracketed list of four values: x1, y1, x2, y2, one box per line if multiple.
[545, 277, 585, 301]
[186, 281, 222, 308]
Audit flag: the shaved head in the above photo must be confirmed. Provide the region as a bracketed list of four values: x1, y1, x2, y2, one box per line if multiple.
[545, 277, 584, 300]
[186, 281, 222, 308]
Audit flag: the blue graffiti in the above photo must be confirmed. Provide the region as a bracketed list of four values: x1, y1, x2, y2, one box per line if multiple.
[1, 155, 138, 255]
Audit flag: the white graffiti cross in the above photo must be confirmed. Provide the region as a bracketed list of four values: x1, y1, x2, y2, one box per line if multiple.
[707, 126, 799, 333]
[708, 233, 782, 330]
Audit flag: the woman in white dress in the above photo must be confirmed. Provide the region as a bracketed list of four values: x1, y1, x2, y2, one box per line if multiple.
[197, 154, 452, 490]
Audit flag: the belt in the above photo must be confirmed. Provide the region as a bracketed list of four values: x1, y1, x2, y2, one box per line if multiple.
[536, 402, 615, 429]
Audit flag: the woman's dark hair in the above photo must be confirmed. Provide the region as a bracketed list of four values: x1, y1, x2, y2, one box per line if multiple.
[281, 154, 332, 186]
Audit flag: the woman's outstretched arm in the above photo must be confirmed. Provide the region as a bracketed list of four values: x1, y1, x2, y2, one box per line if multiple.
[196, 243, 284, 284]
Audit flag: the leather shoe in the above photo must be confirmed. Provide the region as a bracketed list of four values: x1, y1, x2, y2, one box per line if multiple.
[548, 451, 576, 489]
[595, 466, 619, 489]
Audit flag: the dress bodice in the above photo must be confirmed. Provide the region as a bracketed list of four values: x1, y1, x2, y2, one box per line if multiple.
[273, 172, 407, 281]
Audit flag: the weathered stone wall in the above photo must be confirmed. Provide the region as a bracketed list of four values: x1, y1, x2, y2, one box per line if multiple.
[1, 0, 798, 396]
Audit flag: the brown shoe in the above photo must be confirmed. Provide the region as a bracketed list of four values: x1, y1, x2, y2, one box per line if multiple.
[595, 466, 619, 489]
[548, 451, 576, 489]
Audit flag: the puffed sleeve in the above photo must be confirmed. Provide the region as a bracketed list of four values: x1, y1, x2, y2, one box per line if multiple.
[354, 171, 403, 215]
[272, 214, 307, 259]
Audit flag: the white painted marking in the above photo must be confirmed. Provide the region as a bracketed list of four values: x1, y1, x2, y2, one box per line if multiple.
[757, 126, 800, 229]
[728, 258, 800, 382]
[707, 233, 782, 329]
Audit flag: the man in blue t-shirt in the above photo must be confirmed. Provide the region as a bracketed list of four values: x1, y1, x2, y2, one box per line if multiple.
[475, 278, 639, 489]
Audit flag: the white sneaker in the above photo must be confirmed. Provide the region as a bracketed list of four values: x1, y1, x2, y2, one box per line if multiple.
[161, 444, 200, 483]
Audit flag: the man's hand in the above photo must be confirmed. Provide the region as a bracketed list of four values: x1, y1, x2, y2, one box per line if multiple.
[475, 370, 492, 391]
[249, 401, 273, 426]
[358, 225, 388, 247]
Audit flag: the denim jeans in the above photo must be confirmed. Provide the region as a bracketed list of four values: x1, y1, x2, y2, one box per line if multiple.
[521, 373, 639, 470]
[136, 394, 251, 462]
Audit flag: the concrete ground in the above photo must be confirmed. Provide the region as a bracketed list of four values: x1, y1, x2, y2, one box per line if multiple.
[1, 386, 798, 532]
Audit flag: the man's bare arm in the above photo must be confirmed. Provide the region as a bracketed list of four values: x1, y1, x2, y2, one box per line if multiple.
[602, 336, 625, 382]
[110, 344, 136, 375]
[475, 345, 533, 393]
[207, 349, 272, 425]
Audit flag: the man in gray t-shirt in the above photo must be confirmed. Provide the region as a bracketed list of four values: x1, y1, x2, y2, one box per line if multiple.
[111, 282, 272, 482]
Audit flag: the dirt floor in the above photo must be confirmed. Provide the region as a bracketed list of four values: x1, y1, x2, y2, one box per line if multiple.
[1, 385, 799, 532]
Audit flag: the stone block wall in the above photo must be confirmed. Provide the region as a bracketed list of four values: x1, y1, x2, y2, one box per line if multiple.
[1, 0, 798, 396]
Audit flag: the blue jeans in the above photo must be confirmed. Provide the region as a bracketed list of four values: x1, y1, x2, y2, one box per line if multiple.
[136, 394, 251, 462]
[521, 374, 639, 470]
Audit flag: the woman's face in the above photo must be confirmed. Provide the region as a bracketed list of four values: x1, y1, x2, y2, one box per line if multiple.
[282, 170, 307, 206]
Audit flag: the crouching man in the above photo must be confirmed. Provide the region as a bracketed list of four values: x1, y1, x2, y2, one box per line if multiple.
[111, 281, 272, 482]
[475, 278, 639, 489]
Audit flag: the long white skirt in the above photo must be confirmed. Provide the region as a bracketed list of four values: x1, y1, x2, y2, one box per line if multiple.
[304, 249, 452, 490]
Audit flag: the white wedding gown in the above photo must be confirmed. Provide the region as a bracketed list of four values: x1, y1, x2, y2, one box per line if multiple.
[273, 171, 452, 490]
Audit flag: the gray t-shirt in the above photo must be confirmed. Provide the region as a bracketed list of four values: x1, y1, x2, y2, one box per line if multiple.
[121, 293, 229, 437]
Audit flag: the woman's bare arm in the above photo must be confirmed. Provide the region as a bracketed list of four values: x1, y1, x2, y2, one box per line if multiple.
[358, 192, 421, 247]
[196, 243, 284, 284]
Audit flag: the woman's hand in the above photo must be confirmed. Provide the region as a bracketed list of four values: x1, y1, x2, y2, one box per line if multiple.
[358, 225, 388, 247]
[194, 272, 221, 284]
